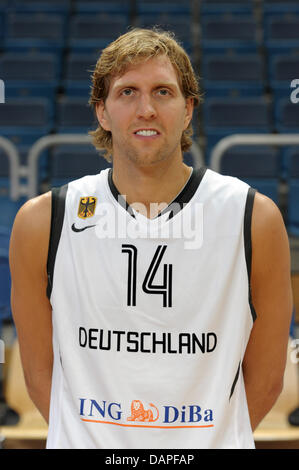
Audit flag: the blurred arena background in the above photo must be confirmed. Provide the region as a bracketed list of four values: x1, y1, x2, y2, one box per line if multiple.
[0, 0, 299, 449]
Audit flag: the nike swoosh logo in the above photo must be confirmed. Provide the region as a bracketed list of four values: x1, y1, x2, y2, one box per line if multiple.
[71, 223, 96, 233]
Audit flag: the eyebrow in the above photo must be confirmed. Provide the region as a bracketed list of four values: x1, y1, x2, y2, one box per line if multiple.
[112, 82, 180, 93]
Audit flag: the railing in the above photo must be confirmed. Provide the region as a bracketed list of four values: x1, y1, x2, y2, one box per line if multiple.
[0, 137, 20, 200]
[27, 134, 205, 198]
[7, 132, 299, 200]
[27, 134, 93, 198]
[210, 134, 299, 173]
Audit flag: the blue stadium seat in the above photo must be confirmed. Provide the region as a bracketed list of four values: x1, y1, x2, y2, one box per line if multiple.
[0, 250, 11, 323]
[218, 145, 281, 203]
[288, 179, 299, 235]
[216, 146, 281, 204]
[200, 1, 254, 17]
[263, 1, 299, 22]
[204, 97, 273, 159]
[0, 52, 60, 81]
[201, 16, 259, 54]
[269, 55, 299, 100]
[183, 151, 195, 167]
[243, 178, 280, 204]
[0, 97, 53, 129]
[49, 145, 111, 186]
[0, 53, 60, 101]
[201, 0, 253, 2]
[75, 0, 130, 15]
[5, 13, 65, 53]
[0, 97, 53, 148]
[204, 98, 272, 131]
[64, 53, 97, 81]
[0, 188, 24, 231]
[69, 14, 129, 53]
[220, 146, 281, 178]
[282, 147, 299, 234]
[0, 226, 10, 253]
[285, 147, 299, 179]
[0, 13, 4, 48]
[0, 151, 9, 180]
[0, 149, 24, 230]
[56, 97, 96, 133]
[201, 54, 265, 98]
[137, 1, 191, 16]
[138, 0, 190, 2]
[11, 0, 71, 11]
[275, 98, 299, 133]
[136, 15, 192, 53]
[191, 112, 200, 140]
[0, 197, 23, 230]
[265, 18, 299, 57]
[63, 53, 99, 98]
[0, 0, 8, 13]
[7, 2, 71, 22]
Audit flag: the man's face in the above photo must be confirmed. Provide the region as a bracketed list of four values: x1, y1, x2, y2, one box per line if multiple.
[96, 55, 193, 166]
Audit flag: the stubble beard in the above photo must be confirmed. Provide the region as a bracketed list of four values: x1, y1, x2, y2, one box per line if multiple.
[116, 137, 181, 167]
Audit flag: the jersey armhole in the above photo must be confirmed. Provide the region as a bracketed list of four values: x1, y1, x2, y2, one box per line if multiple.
[244, 186, 257, 323]
[46, 184, 68, 299]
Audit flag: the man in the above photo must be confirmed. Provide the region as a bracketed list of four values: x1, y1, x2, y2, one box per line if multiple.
[9, 28, 293, 449]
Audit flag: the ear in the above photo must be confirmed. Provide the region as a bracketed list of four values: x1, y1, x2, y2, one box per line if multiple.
[95, 101, 111, 132]
[183, 98, 194, 130]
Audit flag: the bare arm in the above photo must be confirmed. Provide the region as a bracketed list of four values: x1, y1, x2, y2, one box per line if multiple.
[9, 192, 52, 423]
[242, 192, 293, 431]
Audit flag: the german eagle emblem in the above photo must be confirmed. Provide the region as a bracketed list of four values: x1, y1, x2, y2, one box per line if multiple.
[78, 196, 97, 219]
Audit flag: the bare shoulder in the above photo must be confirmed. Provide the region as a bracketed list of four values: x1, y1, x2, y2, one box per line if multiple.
[252, 192, 284, 230]
[10, 192, 52, 272]
[251, 192, 289, 246]
[11, 191, 51, 241]
[251, 191, 291, 279]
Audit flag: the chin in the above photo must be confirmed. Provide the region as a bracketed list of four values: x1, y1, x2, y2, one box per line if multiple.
[127, 149, 172, 167]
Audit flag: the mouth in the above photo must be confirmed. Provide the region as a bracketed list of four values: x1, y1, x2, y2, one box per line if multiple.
[133, 128, 160, 138]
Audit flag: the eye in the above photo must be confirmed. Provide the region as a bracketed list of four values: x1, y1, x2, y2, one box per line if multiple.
[157, 88, 170, 96]
[121, 88, 134, 96]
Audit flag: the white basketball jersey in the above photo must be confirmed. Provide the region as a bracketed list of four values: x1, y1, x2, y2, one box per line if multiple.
[46, 167, 257, 449]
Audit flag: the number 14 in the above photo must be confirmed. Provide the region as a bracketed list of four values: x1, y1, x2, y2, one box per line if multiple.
[121, 244, 173, 308]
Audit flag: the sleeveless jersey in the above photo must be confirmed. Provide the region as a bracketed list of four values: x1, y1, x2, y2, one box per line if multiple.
[46, 167, 257, 449]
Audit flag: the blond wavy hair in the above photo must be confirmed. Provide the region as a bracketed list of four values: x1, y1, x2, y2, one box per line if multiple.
[89, 27, 200, 162]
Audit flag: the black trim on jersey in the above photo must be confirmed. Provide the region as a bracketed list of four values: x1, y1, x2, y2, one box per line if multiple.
[166, 166, 206, 220]
[108, 167, 207, 220]
[229, 361, 241, 401]
[46, 184, 68, 299]
[244, 187, 257, 323]
[108, 169, 136, 218]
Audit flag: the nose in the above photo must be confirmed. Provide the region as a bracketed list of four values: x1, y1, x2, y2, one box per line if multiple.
[136, 94, 157, 120]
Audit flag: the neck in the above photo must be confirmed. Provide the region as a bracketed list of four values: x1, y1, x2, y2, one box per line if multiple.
[111, 156, 192, 219]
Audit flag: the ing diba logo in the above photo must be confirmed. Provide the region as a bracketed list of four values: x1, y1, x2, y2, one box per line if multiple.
[79, 397, 214, 428]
